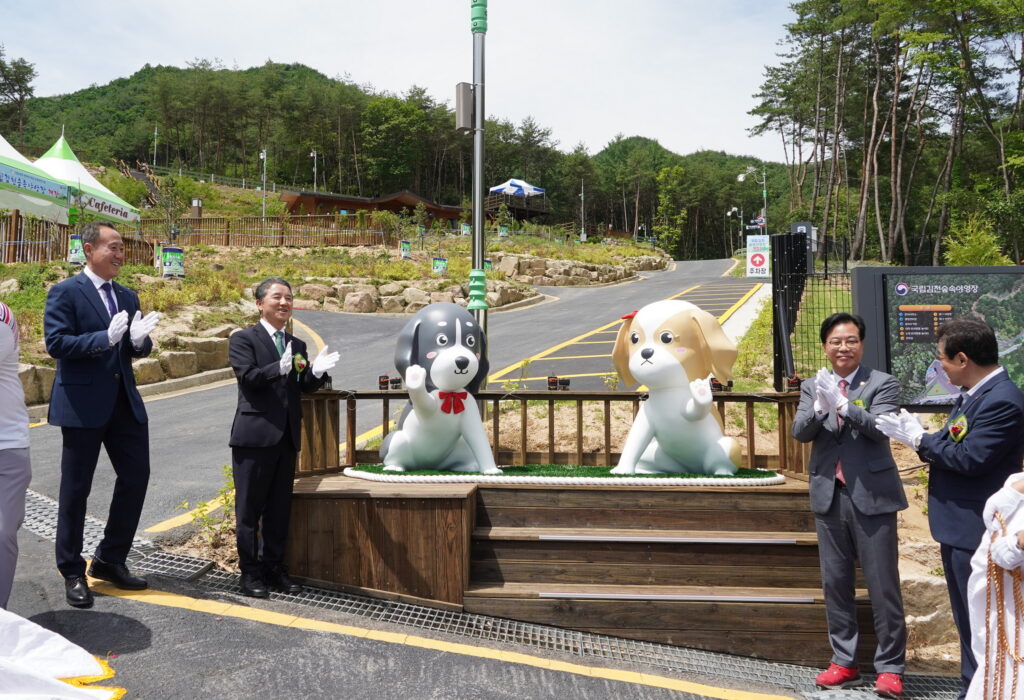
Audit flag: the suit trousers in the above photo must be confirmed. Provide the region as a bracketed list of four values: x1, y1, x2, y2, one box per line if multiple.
[815, 482, 906, 673]
[56, 385, 150, 577]
[942, 543, 977, 699]
[232, 433, 297, 576]
[0, 447, 31, 608]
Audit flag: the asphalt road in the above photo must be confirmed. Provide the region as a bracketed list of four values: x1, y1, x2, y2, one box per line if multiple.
[26, 258, 756, 535]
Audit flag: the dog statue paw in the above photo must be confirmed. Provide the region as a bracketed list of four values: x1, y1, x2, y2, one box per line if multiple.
[379, 303, 499, 474]
[612, 300, 742, 476]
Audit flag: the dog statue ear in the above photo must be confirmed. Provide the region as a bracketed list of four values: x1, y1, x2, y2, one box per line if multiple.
[466, 325, 488, 395]
[613, 315, 638, 388]
[394, 317, 421, 381]
[690, 309, 737, 382]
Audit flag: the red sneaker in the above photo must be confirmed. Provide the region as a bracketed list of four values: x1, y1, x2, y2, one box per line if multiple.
[874, 672, 903, 699]
[815, 663, 863, 689]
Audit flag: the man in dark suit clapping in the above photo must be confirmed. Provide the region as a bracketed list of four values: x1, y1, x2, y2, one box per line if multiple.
[44, 222, 161, 609]
[878, 319, 1024, 699]
[229, 277, 338, 598]
[793, 313, 908, 698]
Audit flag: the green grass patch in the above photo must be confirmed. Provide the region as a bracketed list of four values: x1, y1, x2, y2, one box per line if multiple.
[349, 463, 777, 479]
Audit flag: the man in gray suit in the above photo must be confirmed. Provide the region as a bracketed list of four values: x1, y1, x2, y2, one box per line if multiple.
[793, 313, 907, 699]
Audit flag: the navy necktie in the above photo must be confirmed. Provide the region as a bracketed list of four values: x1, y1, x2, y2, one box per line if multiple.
[100, 282, 117, 317]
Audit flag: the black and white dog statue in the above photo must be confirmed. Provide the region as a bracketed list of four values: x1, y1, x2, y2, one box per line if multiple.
[380, 302, 499, 474]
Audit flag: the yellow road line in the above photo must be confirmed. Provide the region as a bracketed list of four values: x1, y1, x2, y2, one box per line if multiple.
[533, 354, 610, 361]
[503, 372, 614, 382]
[29, 420, 47, 428]
[145, 494, 230, 533]
[291, 317, 325, 353]
[573, 340, 614, 345]
[717, 283, 763, 326]
[722, 258, 739, 276]
[87, 582, 793, 700]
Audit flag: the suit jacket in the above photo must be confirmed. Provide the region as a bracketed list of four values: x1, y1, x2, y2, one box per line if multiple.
[228, 324, 328, 449]
[920, 371, 1024, 550]
[44, 272, 152, 428]
[793, 366, 908, 516]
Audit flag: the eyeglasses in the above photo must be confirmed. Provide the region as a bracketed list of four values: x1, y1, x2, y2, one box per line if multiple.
[826, 338, 861, 348]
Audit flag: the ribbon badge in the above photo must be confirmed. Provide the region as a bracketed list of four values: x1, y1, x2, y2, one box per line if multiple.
[949, 413, 968, 442]
[293, 353, 308, 374]
[851, 398, 866, 409]
[439, 391, 468, 414]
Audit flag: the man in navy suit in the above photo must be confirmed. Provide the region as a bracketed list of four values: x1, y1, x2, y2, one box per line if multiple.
[229, 277, 338, 598]
[44, 221, 161, 608]
[878, 319, 1024, 699]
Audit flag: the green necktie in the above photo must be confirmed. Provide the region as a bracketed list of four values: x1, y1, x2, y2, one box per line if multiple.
[274, 330, 285, 356]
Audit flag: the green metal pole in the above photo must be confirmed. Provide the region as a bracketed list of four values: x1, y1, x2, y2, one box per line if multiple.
[468, 0, 489, 319]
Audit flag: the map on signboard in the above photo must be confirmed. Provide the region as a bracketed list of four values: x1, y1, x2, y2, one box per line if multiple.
[885, 273, 1024, 404]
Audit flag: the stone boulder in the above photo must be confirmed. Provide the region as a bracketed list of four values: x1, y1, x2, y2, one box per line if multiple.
[34, 366, 55, 403]
[133, 358, 165, 385]
[379, 282, 404, 296]
[298, 283, 335, 301]
[322, 296, 343, 312]
[291, 299, 320, 311]
[402, 287, 431, 305]
[198, 324, 238, 338]
[902, 573, 957, 647]
[0, 278, 19, 296]
[496, 256, 520, 277]
[334, 283, 378, 303]
[430, 291, 454, 304]
[405, 301, 428, 314]
[379, 295, 405, 313]
[159, 351, 198, 379]
[18, 364, 42, 405]
[176, 336, 229, 371]
[343, 291, 377, 313]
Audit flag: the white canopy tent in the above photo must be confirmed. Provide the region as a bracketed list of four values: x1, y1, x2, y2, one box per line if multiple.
[34, 134, 139, 223]
[0, 132, 70, 223]
[488, 178, 546, 197]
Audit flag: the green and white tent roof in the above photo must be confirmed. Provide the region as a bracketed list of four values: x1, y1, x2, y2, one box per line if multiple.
[0, 131, 70, 223]
[34, 134, 139, 223]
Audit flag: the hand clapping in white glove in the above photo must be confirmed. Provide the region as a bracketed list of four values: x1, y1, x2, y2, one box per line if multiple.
[875, 409, 926, 449]
[278, 341, 293, 376]
[990, 533, 1024, 570]
[814, 368, 835, 414]
[129, 310, 161, 346]
[817, 368, 849, 414]
[107, 310, 129, 345]
[312, 344, 340, 378]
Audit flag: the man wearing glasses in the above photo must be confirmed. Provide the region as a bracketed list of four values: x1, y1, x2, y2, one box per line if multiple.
[793, 312, 907, 698]
[877, 319, 1024, 699]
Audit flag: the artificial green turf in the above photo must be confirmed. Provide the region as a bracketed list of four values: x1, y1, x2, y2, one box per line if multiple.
[348, 464, 777, 479]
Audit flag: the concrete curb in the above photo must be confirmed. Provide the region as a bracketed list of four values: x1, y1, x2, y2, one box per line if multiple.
[27, 367, 237, 423]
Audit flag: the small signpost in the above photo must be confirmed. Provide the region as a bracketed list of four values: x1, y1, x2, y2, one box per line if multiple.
[400, 240, 412, 259]
[67, 235, 85, 265]
[746, 234, 770, 278]
[161, 246, 185, 278]
[432, 257, 448, 276]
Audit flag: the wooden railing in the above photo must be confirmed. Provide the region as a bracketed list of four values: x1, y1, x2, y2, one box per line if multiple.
[137, 214, 394, 248]
[0, 210, 153, 265]
[298, 389, 808, 477]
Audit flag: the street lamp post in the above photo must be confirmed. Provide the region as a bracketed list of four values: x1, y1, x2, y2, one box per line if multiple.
[737, 165, 768, 233]
[259, 149, 267, 218]
[310, 148, 317, 192]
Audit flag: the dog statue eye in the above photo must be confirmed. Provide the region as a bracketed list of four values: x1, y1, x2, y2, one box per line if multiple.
[465, 335, 476, 348]
[435, 333, 449, 346]
[630, 331, 639, 344]
[660, 331, 674, 344]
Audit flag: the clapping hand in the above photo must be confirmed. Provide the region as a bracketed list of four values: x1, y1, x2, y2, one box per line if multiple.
[278, 341, 293, 376]
[875, 409, 925, 449]
[816, 368, 848, 414]
[107, 310, 129, 345]
[312, 344, 339, 378]
[129, 310, 161, 346]
[813, 368, 834, 414]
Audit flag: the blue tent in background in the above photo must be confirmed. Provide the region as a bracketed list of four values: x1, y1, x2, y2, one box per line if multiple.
[488, 178, 545, 197]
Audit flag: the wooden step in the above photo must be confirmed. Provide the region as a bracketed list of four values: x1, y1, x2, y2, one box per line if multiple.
[474, 526, 818, 544]
[463, 582, 877, 666]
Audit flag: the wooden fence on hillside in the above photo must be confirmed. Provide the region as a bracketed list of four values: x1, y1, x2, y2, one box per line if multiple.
[137, 214, 395, 248]
[0, 210, 152, 265]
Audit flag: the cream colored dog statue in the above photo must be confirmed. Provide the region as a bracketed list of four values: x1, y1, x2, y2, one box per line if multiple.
[611, 299, 742, 475]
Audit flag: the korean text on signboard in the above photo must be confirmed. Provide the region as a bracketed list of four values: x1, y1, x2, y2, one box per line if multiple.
[745, 234, 770, 277]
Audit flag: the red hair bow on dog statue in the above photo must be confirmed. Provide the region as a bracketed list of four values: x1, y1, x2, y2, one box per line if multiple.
[611, 299, 742, 475]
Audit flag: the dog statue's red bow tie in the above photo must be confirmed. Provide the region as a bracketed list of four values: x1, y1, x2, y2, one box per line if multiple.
[439, 391, 468, 414]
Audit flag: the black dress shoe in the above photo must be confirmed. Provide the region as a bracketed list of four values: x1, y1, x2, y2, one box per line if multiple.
[266, 567, 302, 594]
[65, 576, 94, 608]
[239, 573, 269, 598]
[88, 557, 148, 590]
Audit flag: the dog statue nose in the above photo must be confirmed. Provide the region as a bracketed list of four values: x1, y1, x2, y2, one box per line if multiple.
[455, 356, 470, 370]
[640, 348, 654, 360]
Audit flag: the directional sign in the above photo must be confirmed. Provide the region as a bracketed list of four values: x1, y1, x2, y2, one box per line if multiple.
[746, 234, 770, 278]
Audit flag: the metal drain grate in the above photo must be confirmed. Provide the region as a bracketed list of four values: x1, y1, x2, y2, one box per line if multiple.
[22, 488, 962, 699]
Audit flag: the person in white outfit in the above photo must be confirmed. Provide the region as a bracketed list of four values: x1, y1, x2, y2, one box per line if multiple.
[967, 471, 1024, 699]
[0, 301, 31, 609]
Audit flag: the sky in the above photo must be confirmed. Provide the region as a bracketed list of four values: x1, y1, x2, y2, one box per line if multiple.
[2, 1, 796, 163]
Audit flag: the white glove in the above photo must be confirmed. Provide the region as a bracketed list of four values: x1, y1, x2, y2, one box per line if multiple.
[312, 344, 339, 378]
[990, 533, 1024, 570]
[875, 409, 925, 449]
[817, 369, 848, 415]
[278, 341, 293, 376]
[984, 486, 1024, 527]
[813, 369, 831, 414]
[107, 310, 129, 346]
[129, 310, 161, 346]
